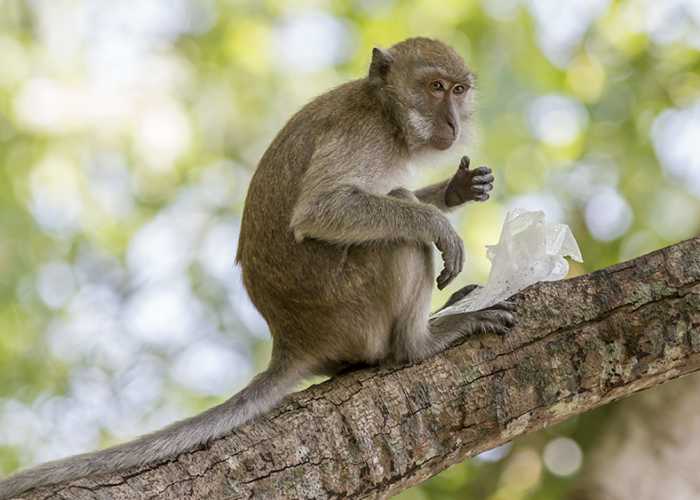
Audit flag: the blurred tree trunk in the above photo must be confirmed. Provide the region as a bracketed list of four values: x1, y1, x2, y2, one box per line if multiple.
[568, 371, 700, 500]
[16, 236, 700, 500]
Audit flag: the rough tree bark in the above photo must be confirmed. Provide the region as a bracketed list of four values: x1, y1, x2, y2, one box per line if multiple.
[14, 236, 700, 500]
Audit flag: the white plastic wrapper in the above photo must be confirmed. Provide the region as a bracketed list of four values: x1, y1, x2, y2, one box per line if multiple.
[434, 209, 583, 317]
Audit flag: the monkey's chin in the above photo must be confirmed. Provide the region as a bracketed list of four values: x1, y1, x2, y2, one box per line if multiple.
[429, 136, 455, 151]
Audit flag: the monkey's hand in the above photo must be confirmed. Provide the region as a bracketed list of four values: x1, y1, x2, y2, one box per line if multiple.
[433, 218, 465, 290]
[445, 156, 494, 208]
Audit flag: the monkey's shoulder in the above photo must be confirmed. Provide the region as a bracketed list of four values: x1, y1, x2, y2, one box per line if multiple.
[279, 79, 398, 152]
[252, 78, 402, 194]
[301, 78, 382, 120]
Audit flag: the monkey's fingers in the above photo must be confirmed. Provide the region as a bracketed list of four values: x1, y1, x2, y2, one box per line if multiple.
[472, 179, 492, 202]
[436, 245, 464, 290]
[471, 174, 493, 203]
[486, 301, 517, 313]
[482, 303, 518, 330]
[472, 184, 493, 193]
[472, 174, 494, 185]
[459, 156, 471, 170]
[471, 309, 517, 335]
[473, 166, 492, 175]
[434, 223, 464, 289]
[441, 256, 464, 289]
[437, 267, 458, 290]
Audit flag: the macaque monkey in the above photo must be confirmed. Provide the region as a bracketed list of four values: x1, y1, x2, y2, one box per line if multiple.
[0, 37, 515, 499]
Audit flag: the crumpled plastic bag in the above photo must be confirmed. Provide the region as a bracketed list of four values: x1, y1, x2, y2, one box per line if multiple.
[434, 209, 583, 317]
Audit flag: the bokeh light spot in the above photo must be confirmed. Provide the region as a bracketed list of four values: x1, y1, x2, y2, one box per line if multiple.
[585, 188, 633, 241]
[528, 95, 589, 147]
[36, 261, 76, 309]
[653, 101, 700, 197]
[501, 447, 541, 491]
[274, 11, 355, 73]
[543, 437, 583, 476]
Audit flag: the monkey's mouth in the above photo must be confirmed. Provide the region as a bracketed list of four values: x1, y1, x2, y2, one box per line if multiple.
[430, 135, 455, 150]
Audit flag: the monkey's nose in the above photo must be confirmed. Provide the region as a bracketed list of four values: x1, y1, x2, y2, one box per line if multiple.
[445, 110, 458, 137]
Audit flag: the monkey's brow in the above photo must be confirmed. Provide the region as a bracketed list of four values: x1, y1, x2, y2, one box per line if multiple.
[417, 64, 473, 84]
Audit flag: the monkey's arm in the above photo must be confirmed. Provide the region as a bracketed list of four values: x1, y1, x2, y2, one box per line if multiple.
[291, 180, 463, 289]
[414, 156, 493, 211]
[413, 179, 451, 210]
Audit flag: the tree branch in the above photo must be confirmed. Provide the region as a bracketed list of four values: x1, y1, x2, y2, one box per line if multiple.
[17, 237, 700, 500]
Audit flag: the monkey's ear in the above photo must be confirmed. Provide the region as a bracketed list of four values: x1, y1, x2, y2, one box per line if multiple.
[369, 47, 394, 87]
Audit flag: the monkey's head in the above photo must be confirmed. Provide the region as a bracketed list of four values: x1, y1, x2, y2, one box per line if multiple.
[370, 38, 477, 155]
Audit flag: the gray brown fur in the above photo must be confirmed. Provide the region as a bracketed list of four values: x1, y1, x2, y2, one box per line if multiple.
[0, 37, 515, 500]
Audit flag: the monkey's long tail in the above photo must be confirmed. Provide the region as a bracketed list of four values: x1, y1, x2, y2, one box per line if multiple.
[0, 362, 303, 500]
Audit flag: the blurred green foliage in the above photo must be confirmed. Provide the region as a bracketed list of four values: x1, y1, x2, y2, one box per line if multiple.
[0, 0, 699, 498]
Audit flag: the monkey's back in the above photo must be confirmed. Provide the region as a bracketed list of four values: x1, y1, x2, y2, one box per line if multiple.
[236, 78, 414, 354]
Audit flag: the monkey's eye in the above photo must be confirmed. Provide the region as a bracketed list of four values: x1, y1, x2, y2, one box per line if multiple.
[453, 85, 466, 95]
[429, 81, 444, 92]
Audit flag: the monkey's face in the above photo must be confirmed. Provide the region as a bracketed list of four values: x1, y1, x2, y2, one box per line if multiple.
[371, 38, 476, 153]
[422, 76, 471, 151]
[392, 66, 476, 154]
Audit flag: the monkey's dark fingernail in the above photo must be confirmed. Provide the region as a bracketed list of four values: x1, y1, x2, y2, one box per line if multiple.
[491, 324, 510, 335]
[460, 156, 471, 169]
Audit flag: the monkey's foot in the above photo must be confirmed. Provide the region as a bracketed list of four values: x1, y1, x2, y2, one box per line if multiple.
[466, 306, 517, 335]
[429, 303, 517, 339]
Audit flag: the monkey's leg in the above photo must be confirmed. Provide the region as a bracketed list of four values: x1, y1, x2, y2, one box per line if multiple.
[385, 240, 516, 363]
